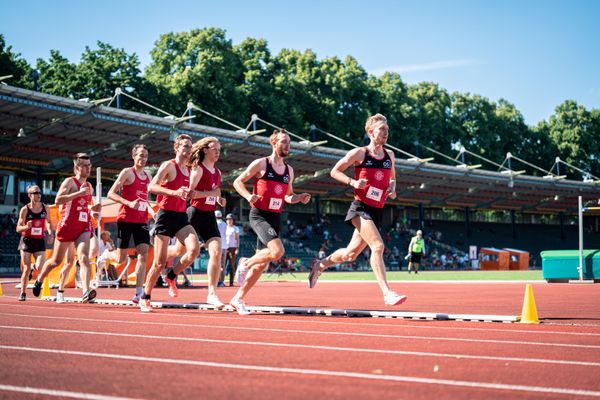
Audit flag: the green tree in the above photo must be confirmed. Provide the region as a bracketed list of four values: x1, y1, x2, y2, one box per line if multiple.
[145, 28, 245, 125]
[0, 34, 33, 89]
[35, 50, 78, 97]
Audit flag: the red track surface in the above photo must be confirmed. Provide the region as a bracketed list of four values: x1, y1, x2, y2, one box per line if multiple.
[1, 280, 599, 399]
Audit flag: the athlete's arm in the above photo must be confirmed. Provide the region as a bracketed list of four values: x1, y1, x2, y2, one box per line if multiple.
[15, 206, 30, 233]
[55, 178, 88, 205]
[148, 161, 185, 198]
[107, 168, 137, 208]
[233, 158, 265, 205]
[330, 148, 367, 190]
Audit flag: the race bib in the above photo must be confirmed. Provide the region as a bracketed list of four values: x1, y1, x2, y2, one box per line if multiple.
[138, 202, 147, 212]
[269, 198, 283, 210]
[366, 186, 383, 202]
[205, 196, 216, 205]
[31, 227, 43, 236]
[78, 212, 88, 222]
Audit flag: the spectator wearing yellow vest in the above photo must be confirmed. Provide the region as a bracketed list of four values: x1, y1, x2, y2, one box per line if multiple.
[407, 230, 425, 274]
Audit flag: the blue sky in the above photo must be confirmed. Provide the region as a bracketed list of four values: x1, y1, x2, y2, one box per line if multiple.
[3, 0, 599, 125]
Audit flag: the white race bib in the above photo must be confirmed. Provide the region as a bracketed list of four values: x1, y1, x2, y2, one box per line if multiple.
[365, 186, 383, 202]
[138, 202, 147, 212]
[31, 227, 43, 236]
[205, 196, 216, 205]
[78, 211, 88, 222]
[269, 198, 283, 210]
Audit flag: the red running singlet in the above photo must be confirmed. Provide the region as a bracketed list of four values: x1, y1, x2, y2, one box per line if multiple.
[118, 167, 150, 223]
[22, 204, 48, 239]
[156, 160, 189, 212]
[252, 158, 289, 213]
[190, 164, 221, 212]
[353, 148, 392, 209]
[56, 177, 92, 241]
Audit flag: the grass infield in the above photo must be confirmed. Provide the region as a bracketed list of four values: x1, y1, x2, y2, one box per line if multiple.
[259, 270, 543, 281]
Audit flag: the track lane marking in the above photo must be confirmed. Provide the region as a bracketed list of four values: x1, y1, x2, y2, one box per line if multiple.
[0, 384, 142, 400]
[1, 345, 599, 398]
[1, 324, 599, 367]
[3, 301, 600, 335]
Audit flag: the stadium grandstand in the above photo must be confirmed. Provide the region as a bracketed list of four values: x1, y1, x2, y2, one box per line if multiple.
[1, 83, 600, 272]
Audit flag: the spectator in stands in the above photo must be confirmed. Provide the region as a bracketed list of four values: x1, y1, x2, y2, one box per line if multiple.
[223, 213, 240, 286]
[318, 247, 327, 260]
[407, 230, 426, 274]
[16, 185, 54, 301]
[97, 231, 118, 281]
[308, 113, 407, 306]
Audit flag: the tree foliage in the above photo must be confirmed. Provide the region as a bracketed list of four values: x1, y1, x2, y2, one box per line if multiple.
[1, 29, 599, 177]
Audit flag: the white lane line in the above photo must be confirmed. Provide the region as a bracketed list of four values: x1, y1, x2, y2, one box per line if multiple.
[1, 312, 599, 350]
[0, 384, 141, 400]
[2, 345, 599, 398]
[1, 324, 599, 368]
[3, 302, 600, 336]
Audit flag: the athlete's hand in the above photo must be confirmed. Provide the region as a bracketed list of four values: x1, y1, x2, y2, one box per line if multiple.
[78, 185, 92, 197]
[387, 189, 397, 199]
[217, 197, 226, 207]
[128, 198, 142, 209]
[90, 203, 102, 212]
[351, 178, 368, 190]
[298, 193, 311, 204]
[247, 194, 261, 205]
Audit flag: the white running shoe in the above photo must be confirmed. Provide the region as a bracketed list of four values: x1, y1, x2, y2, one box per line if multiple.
[139, 298, 153, 313]
[234, 257, 249, 286]
[384, 291, 407, 306]
[56, 291, 65, 304]
[206, 294, 225, 309]
[229, 297, 251, 315]
[308, 259, 322, 288]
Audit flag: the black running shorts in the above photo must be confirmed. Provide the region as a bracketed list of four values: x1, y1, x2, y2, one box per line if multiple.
[187, 207, 220, 242]
[249, 207, 281, 250]
[116, 221, 150, 248]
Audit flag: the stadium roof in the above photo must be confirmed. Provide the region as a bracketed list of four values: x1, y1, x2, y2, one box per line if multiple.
[1, 83, 599, 214]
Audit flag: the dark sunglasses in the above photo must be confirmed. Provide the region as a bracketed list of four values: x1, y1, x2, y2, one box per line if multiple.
[29, 191, 41, 195]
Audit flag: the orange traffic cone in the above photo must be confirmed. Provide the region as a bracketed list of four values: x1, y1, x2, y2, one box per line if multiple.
[519, 283, 539, 324]
[41, 277, 51, 298]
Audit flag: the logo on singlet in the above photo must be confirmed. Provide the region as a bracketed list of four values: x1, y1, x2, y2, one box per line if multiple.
[374, 171, 385, 181]
[283, 175, 289, 183]
[383, 159, 391, 168]
[274, 184, 284, 195]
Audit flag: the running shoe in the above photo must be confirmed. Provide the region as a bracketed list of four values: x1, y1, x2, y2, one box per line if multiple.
[234, 257, 248, 286]
[165, 276, 179, 298]
[56, 291, 65, 304]
[384, 291, 407, 306]
[308, 259, 322, 288]
[82, 289, 97, 304]
[132, 293, 141, 304]
[139, 298, 153, 313]
[32, 280, 42, 297]
[229, 297, 251, 315]
[18, 292, 26, 302]
[206, 294, 225, 309]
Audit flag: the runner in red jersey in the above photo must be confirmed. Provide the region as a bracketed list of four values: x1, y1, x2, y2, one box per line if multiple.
[229, 129, 311, 315]
[32, 153, 101, 303]
[16, 185, 54, 301]
[101, 144, 156, 303]
[167, 136, 227, 308]
[139, 134, 200, 312]
[308, 114, 407, 306]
